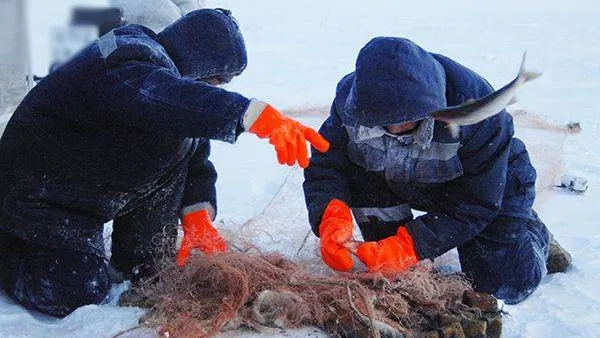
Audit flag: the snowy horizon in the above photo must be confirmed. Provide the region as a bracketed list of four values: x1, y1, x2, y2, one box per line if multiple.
[0, 0, 599, 337]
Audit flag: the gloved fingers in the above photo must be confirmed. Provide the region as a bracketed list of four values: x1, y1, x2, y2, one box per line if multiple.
[304, 128, 330, 153]
[357, 238, 417, 273]
[320, 218, 353, 243]
[270, 133, 288, 165]
[198, 234, 228, 254]
[296, 131, 310, 168]
[328, 226, 354, 244]
[214, 238, 228, 252]
[286, 135, 297, 166]
[321, 199, 353, 223]
[321, 244, 354, 272]
[355, 241, 381, 270]
[176, 238, 192, 267]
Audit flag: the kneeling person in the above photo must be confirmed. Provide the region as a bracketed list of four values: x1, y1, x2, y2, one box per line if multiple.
[0, 9, 328, 317]
[303, 37, 570, 304]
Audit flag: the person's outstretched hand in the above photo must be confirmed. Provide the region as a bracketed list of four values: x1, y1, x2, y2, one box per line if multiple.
[245, 100, 329, 168]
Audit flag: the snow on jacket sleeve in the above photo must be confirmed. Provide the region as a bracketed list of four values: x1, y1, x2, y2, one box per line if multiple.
[182, 138, 218, 214]
[406, 57, 515, 260]
[95, 28, 250, 143]
[303, 103, 353, 236]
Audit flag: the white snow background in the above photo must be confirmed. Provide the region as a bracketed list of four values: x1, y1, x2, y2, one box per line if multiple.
[1, 0, 599, 337]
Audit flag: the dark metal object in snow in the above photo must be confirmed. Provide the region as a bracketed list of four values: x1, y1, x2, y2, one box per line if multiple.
[555, 174, 588, 194]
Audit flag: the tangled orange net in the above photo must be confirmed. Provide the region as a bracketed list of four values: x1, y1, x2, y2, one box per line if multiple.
[125, 252, 502, 338]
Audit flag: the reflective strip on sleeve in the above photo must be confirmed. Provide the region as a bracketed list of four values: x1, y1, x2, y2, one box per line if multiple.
[352, 204, 413, 223]
[181, 201, 216, 220]
[98, 30, 118, 58]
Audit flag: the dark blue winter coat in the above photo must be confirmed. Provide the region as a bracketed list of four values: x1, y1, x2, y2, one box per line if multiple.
[0, 23, 250, 256]
[303, 37, 538, 260]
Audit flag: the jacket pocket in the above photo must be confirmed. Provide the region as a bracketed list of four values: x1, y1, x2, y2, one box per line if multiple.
[413, 155, 463, 183]
[411, 141, 463, 183]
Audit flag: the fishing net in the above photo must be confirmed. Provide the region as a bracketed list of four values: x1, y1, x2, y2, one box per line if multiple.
[509, 108, 581, 201]
[125, 252, 501, 338]
[117, 107, 576, 338]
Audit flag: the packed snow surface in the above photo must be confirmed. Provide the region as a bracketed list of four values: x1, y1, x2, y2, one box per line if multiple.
[1, 0, 599, 337]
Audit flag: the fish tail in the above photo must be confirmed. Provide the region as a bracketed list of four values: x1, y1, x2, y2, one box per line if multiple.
[448, 123, 460, 138]
[518, 51, 542, 82]
[522, 70, 542, 82]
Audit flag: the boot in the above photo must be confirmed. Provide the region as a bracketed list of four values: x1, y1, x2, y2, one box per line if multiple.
[546, 236, 572, 274]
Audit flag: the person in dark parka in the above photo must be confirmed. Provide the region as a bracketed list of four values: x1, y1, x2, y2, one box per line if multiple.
[303, 37, 569, 304]
[0, 8, 328, 317]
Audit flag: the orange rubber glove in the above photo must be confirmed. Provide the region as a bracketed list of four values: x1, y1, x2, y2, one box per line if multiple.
[176, 208, 227, 267]
[356, 226, 419, 273]
[319, 199, 354, 272]
[246, 101, 330, 168]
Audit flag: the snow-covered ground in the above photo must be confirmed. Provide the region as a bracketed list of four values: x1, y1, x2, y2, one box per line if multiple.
[1, 0, 599, 337]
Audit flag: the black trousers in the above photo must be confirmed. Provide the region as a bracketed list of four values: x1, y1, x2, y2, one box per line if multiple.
[0, 232, 110, 317]
[0, 166, 186, 317]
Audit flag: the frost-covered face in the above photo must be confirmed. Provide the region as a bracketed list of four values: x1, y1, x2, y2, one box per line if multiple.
[385, 121, 419, 135]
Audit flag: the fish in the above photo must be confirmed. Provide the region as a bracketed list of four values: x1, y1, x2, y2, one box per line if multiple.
[432, 52, 542, 137]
